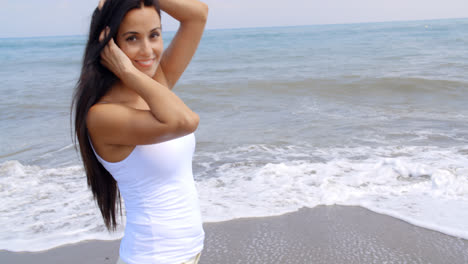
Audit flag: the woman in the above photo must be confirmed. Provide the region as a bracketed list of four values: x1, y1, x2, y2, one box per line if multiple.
[72, 0, 208, 263]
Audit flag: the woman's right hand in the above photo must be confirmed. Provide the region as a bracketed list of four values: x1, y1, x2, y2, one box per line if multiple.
[99, 28, 135, 78]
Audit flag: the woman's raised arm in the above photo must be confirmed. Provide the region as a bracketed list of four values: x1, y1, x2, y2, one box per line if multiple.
[157, 0, 208, 89]
[88, 32, 199, 147]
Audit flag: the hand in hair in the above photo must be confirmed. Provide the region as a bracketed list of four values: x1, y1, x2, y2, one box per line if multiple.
[99, 27, 135, 79]
[98, 0, 106, 10]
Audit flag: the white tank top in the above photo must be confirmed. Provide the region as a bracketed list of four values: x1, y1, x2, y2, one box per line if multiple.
[91, 133, 204, 264]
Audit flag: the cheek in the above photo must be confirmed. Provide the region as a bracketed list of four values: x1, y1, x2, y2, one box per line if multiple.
[120, 44, 139, 59]
[155, 42, 164, 58]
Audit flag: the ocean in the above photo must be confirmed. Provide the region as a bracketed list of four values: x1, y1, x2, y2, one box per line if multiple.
[1, 18, 467, 252]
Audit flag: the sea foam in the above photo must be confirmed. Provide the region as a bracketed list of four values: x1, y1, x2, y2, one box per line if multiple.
[0, 145, 467, 252]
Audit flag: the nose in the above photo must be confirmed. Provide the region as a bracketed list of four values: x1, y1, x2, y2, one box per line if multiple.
[139, 38, 152, 57]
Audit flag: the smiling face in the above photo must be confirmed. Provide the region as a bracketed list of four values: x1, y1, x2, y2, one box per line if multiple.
[116, 5, 163, 77]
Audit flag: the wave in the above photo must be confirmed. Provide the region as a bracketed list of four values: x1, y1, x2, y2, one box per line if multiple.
[0, 36, 85, 49]
[196, 144, 468, 242]
[2, 143, 467, 251]
[179, 76, 468, 95]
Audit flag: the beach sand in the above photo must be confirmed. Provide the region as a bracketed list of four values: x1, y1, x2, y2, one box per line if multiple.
[1, 205, 467, 263]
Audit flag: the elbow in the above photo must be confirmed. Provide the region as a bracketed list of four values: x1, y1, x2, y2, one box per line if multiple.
[175, 112, 199, 134]
[198, 2, 209, 22]
[180, 3, 208, 24]
[186, 112, 200, 133]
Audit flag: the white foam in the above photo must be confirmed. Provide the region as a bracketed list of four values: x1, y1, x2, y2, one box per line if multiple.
[196, 144, 468, 240]
[0, 161, 124, 252]
[1, 144, 468, 252]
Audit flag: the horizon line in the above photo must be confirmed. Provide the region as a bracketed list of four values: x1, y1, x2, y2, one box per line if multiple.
[1, 16, 467, 39]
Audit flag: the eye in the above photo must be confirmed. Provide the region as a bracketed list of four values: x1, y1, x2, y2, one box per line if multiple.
[126, 35, 137, 42]
[150, 32, 160, 39]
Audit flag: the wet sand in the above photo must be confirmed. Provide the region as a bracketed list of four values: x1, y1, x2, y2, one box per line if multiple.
[1, 205, 467, 263]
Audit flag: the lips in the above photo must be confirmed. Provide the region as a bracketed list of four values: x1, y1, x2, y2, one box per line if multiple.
[135, 58, 155, 67]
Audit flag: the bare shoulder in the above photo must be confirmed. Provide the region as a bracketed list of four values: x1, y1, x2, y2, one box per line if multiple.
[86, 103, 137, 162]
[87, 103, 122, 141]
[87, 101, 193, 147]
[87, 103, 131, 132]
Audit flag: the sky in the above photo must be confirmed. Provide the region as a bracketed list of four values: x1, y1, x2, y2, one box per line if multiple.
[0, 0, 467, 38]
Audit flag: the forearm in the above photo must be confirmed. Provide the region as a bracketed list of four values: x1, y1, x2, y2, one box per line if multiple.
[159, 0, 208, 23]
[121, 68, 197, 126]
[155, 0, 208, 89]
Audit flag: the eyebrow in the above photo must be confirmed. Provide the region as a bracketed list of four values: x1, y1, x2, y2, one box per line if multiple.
[122, 27, 162, 37]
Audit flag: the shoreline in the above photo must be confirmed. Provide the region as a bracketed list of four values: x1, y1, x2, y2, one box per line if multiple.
[1, 205, 467, 263]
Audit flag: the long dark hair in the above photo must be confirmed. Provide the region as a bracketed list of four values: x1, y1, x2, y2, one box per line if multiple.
[72, 0, 161, 231]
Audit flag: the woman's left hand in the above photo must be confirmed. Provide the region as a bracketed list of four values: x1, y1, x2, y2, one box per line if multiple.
[98, 0, 106, 10]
